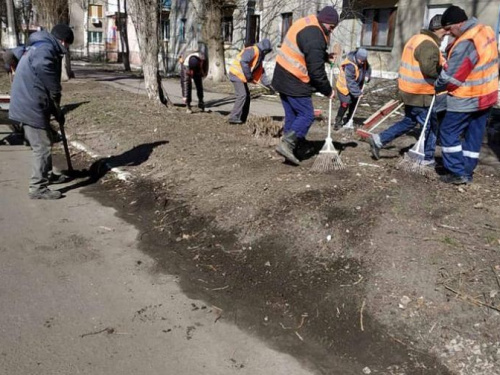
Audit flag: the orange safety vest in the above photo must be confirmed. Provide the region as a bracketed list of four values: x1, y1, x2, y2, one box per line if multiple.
[276, 15, 328, 83]
[336, 58, 364, 95]
[229, 46, 263, 83]
[447, 24, 499, 100]
[398, 34, 445, 95]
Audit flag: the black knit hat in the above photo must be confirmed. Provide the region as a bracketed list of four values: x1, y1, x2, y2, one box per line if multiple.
[317, 6, 339, 25]
[428, 15, 443, 31]
[51, 24, 74, 45]
[441, 6, 468, 27]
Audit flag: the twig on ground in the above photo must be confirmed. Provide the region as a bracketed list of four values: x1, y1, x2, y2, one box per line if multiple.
[483, 223, 500, 232]
[295, 331, 304, 341]
[429, 322, 437, 334]
[80, 327, 115, 338]
[297, 313, 308, 329]
[341, 274, 364, 287]
[211, 285, 229, 291]
[360, 299, 366, 331]
[492, 266, 500, 290]
[436, 223, 471, 235]
[212, 305, 223, 323]
[445, 285, 500, 312]
[279, 322, 292, 330]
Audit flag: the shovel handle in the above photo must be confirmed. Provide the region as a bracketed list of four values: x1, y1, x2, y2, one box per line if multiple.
[58, 121, 73, 172]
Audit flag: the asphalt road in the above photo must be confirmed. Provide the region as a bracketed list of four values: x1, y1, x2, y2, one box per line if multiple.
[0, 126, 314, 374]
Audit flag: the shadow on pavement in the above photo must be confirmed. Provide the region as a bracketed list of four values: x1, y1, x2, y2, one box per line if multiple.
[205, 96, 235, 108]
[63, 101, 90, 114]
[59, 141, 168, 193]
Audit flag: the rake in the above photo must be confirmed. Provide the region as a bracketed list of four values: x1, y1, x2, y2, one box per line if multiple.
[396, 95, 436, 175]
[311, 65, 344, 172]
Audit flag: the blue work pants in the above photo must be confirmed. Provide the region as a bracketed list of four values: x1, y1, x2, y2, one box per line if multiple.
[439, 109, 490, 178]
[280, 94, 315, 139]
[379, 105, 437, 161]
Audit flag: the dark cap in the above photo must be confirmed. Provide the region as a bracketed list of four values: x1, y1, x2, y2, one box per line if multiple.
[356, 48, 368, 62]
[441, 6, 468, 27]
[428, 14, 443, 31]
[317, 6, 339, 25]
[51, 24, 74, 45]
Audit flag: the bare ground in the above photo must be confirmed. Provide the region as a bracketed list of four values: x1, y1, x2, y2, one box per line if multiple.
[2, 68, 499, 374]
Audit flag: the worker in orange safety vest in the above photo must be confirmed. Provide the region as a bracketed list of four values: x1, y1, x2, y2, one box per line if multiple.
[368, 14, 447, 164]
[272, 6, 339, 166]
[434, 5, 499, 184]
[228, 39, 273, 124]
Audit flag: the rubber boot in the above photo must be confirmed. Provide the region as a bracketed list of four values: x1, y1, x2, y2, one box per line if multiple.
[334, 116, 343, 131]
[334, 106, 347, 130]
[296, 138, 316, 161]
[276, 131, 300, 165]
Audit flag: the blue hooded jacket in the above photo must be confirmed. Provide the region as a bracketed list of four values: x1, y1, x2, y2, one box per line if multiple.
[9, 30, 66, 129]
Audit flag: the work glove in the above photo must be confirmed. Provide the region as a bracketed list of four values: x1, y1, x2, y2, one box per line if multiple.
[53, 101, 65, 126]
[56, 111, 65, 126]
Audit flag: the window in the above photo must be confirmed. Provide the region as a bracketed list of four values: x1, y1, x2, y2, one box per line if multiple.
[247, 15, 260, 45]
[88, 31, 103, 44]
[425, 7, 449, 52]
[281, 13, 293, 43]
[88, 4, 103, 18]
[179, 18, 186, 43]
[222, 16, 233, 43]
[361, 8, 397, 48]
[161, 19, 170, 40]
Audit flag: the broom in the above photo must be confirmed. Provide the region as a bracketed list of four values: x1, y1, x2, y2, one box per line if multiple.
[396, 95, 435, 174]
[311, 65, 344, 172]
[343, 88, 363, 131]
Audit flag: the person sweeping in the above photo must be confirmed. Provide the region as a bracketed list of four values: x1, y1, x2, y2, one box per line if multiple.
[368, 15, 446, 165]
[228, 39, 273, 124]
[434, 5, 499, 185]
[273, 6, 339, 166]
[334, 48, 371, 130]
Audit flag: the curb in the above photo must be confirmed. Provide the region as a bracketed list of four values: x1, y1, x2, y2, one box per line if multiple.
[70, 140, 133, 181]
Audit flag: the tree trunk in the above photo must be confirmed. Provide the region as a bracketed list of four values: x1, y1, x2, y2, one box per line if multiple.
[6, 0, 19, 47]
[118, 0, 131, 71]
[128, 0, 168, 105]
[201, 1, 226, 82]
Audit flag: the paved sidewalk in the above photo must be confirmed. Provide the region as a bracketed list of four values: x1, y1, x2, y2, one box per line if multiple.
[0, 124, 315, 375]
[73, 64, 286, 118]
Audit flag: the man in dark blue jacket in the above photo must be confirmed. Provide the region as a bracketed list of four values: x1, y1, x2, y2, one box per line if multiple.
[273, 6, 338, 165]
[9, 24, 74, 200]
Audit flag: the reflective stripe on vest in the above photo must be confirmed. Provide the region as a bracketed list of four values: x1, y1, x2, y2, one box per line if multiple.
[398, 34, 445, 95]
[336, 58, 360, 96]
[448, 24, 499, 99]
[229, 46, 263, 83]
[276, 15, 328, 83]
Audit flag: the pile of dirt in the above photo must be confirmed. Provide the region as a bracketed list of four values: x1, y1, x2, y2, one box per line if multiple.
[2, 69, 499, 374]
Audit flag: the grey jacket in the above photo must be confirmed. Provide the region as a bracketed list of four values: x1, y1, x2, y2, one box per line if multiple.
[9, 30, 66, 129]
[435, 18, 499, 112]
[229, 40, 271, 86]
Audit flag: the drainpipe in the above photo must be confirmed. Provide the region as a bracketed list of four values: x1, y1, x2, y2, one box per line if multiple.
[245, 0, 256, 46]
